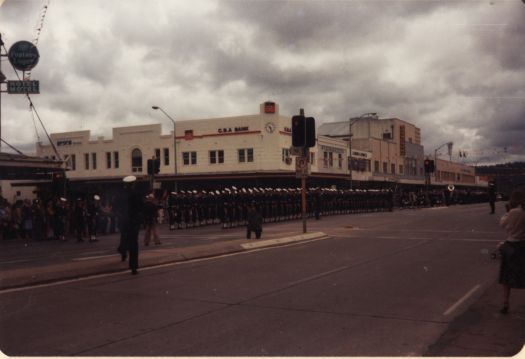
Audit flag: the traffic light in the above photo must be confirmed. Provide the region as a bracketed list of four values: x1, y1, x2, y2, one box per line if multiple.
[429, 160, 435, 173]
[305, 117, 316, 148]
[148, 158, 161, 175]
[51, 171, 66, 195]
[424, 159, 435, 174]
[154, 158, 160, 174]
[291, 115, 305, 147]
[292, 115, 316, 148]
[424, 159, 430, 174]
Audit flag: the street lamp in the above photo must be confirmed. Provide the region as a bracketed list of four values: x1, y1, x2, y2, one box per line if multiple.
[152, 106, 177, 191]
[434, 141, 453, 183]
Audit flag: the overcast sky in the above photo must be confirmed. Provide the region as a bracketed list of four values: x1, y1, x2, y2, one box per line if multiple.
[1, 0, 524, 165]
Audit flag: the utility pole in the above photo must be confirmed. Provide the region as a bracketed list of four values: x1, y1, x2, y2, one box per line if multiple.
[300, 108, 307, 234]
[0, 34, 4, 151]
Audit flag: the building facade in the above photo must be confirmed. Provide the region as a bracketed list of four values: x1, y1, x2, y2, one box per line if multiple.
[36, 102, 370, 190]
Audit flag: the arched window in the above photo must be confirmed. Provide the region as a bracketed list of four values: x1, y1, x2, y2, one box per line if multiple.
[131, 148, 143, 173]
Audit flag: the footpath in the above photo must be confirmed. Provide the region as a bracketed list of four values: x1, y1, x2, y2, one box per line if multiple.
[0, 218, 524, 357]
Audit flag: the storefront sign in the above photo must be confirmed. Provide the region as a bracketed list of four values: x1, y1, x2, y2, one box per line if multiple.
[218, 126, 249, 133]
[7, 80, 40, 94]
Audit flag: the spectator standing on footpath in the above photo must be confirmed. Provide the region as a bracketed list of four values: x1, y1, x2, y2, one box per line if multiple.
[74, 198, 86, 242]
[54, 198, 68, 241]
[118, 175, 144, 275]
[143, 193, 161, 246]
[86, 195, 100, 242]
[246, 201, 263, 239]
[498, 189, 525, 314]
[488, 180, 497, 214]
[21, 199, 33, 240]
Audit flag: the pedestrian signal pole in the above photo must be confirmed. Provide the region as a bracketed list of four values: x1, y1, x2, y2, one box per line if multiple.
[292, 108, 315, 234]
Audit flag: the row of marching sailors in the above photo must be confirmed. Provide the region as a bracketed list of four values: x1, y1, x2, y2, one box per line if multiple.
[165, 187, 394, 230]
[399, 188, 490, 209]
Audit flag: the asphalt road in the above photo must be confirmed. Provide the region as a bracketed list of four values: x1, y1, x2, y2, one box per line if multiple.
[0, 202, 518, 356]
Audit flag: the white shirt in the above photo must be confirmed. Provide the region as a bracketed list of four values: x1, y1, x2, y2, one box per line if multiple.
[500, 207, 525, 242]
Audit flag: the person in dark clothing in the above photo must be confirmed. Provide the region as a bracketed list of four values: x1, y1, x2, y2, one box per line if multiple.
[246, 202, 263, 239]
[86, 195, 101, 242]
[118, 175, 144, 275]
[74, 198, 86, 242]
[488, 181, 497, 214]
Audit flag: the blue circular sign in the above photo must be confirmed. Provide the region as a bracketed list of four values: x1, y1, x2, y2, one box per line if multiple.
[8, 41, 40, 72]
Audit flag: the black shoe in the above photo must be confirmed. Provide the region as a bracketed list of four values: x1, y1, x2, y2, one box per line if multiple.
[131, 270, 138, 275]
[500, 306, 509, 314]
[121, 255, 127, 262]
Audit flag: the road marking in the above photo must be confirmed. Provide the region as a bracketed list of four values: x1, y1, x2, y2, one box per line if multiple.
[0, 259, 32, 264]
[436, 238, 500, 243]
[443, 284, 481, 316]
[73, 254, 116, 261]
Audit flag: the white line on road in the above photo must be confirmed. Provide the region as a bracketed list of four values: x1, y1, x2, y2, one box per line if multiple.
[0, 259, 32, 265]
[72, 254, 116, 261]
[443, 284, 481, 316]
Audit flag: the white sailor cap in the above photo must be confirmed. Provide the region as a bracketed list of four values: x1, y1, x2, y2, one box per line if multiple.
[94, 195, 101, 201]
[123, 175, 137, 183]
[60, 197, 67, 202]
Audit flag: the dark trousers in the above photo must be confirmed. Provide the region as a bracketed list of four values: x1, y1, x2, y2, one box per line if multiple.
[119, 224, 139, 272]
[490, 201, 495, 214]
[247, 227, 261, 239]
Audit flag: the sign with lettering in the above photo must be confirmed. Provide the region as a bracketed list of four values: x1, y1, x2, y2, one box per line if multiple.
[7, 80, 40, 94]
[218, 126, 249, 133]
[8, 41, 40, 71]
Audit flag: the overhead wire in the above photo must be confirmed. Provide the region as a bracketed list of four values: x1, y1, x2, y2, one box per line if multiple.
[1, 41, 61, 161]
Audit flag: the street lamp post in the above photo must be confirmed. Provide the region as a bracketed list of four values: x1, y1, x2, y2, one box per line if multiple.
[152, 106, 177, 191]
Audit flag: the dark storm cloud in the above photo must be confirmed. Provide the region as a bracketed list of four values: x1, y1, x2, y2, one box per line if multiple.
[1, 0, 523, 164]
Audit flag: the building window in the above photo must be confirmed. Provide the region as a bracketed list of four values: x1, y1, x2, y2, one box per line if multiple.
[131, 148, 143, 172]
[183, 151, 197, 165]
[374, 161, 379, 173]
[338, 153, 343, 168]
[328, 152, 333, 167]
[282, 148, 290, 162]
[114, 151, 119, 169]
[391, 163, 395, 174]
[238, 148, 254, 163]
[310, 152, 315, 166]
[84, 153, 89, 170]
[323, 151, 328, 167]
[209, 150, 224, 164]
[155, 148, 161, 160]
[106, 152, 112, 169]
[383, 162, 387, 173]
[66, 155, 77, 171]
[163, 148, 169, 166]
[399, 164, 404, 175]
[92, 153, 97, 170]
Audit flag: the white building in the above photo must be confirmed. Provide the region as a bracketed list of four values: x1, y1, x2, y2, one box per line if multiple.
[36, 102, 371, 189]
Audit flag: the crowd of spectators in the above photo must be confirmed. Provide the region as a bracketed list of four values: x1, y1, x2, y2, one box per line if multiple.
[0, 195, 118, 242]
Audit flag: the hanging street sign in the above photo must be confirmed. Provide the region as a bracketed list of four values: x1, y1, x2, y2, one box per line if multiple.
[8, 41, 40, 72]
[7, 80, 40, 94]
